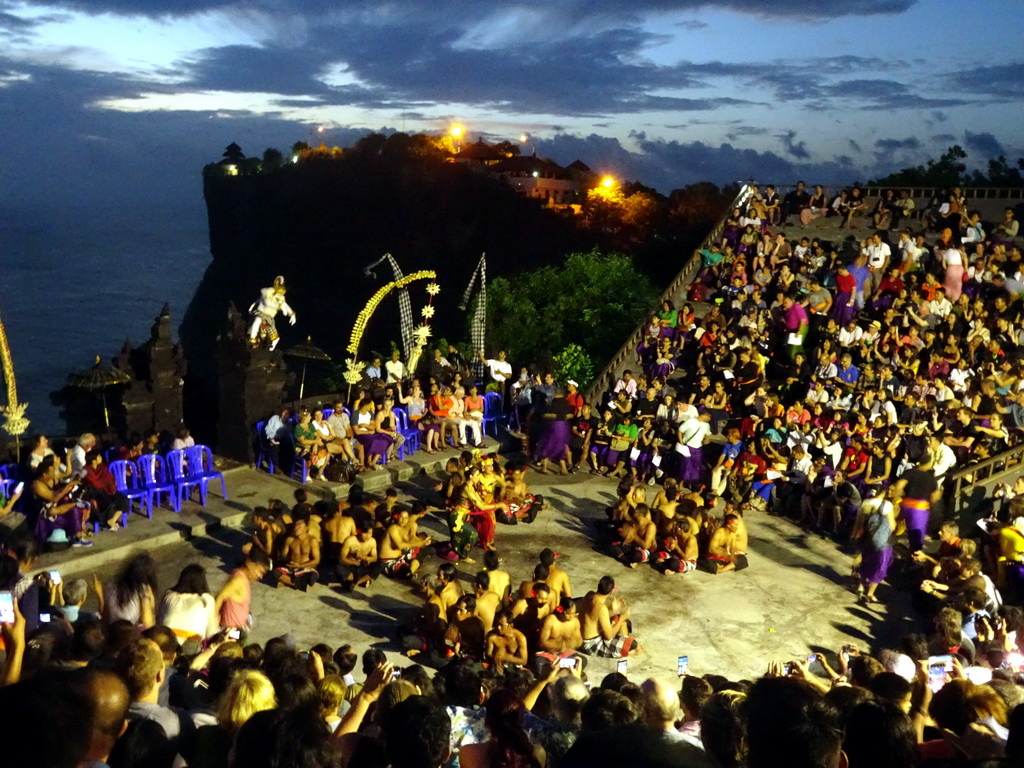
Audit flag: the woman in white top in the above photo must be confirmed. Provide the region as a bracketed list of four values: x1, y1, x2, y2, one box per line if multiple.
[101, 553, 158, 628]
[158, 564, 219, 641]
[941, 246, 964, 301]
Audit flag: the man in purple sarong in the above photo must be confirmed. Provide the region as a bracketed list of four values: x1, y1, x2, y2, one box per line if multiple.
[852, 487, 897, 606]
[534, 387, 575, 475]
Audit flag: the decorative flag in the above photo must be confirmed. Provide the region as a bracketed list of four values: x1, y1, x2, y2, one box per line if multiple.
[363, 253, 414, 360]
[459, 254, 487, 379]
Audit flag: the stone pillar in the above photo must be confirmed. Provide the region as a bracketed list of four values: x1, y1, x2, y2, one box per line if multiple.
[118, 305, 188, 437]
[216, 303, 289, 462]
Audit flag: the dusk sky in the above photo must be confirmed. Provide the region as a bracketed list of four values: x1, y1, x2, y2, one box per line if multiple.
[2, 0, 1023, 205]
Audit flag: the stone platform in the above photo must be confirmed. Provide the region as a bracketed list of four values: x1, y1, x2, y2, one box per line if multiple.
[69, 458, 917, 684]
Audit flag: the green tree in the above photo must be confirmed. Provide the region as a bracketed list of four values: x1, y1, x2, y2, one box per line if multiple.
[869, 145, 968, 187]
[552, 344, 595, 390]
[486, 249, 657, 370]
[493, 140, 521, 158]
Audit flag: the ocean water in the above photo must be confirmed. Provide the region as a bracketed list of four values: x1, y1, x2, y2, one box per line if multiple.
[0, 201, 211, 434]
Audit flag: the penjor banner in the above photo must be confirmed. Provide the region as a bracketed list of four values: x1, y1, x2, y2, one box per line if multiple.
[363, 253, 414, 360]
[459, 254, 487, 380]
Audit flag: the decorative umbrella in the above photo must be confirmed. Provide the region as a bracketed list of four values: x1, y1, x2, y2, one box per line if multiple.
[283, 337, 332, 400]
[68, 355, 132, 438]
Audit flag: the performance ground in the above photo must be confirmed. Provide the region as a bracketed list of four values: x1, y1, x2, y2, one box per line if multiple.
[81, 469, 918, 683]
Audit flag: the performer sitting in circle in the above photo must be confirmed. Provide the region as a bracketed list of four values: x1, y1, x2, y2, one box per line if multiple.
[379, 507, 428, 578]
[579, 576, 635, 658]
[497, 461, 545, 525]
[248, 275, 296, 351]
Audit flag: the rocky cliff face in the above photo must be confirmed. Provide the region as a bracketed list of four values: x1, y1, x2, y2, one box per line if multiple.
[180, 141, 594, 439]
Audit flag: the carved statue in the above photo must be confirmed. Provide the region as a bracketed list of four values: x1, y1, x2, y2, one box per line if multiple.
[248, 276, 296, 350]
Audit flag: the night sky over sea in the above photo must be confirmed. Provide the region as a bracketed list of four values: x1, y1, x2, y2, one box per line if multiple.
[1, 0, 1022, 206]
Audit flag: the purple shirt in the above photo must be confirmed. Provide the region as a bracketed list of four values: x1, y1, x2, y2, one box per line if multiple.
[785, 302, 809, 331]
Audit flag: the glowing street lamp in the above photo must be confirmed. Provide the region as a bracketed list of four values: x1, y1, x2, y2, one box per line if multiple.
[450, 124, 464, 153]
[601, 176, 616, 188]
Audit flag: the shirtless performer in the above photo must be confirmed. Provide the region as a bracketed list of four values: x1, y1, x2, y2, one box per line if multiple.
[445, 596, 486, 661]
[518, 565, 558, 613]
[481, 550, 511, 603]
[498, 462, 545, 525]
[704, 514, 748, 574]
[538, 597, 583, 655]
[610, 504, 658, 568]
[271, 518, 320, 591]
[337, 526, 383, 591]
[428, 562, 465, 619]
[512, 581, 552, 656]
[653, 519, 699, 575]
[403, 563, 462, 660]
[320, 505, 356, 582]
[579, 576, 635, 658]
[487, 609, 529, 673]
[379, 508, 430, 578]
[472, 572, 502, 634]
[539, 548, 572, 600]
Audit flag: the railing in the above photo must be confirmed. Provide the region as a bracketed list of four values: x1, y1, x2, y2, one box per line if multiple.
[948, 443, 1024, 503]
[583, 183, 757, 405]
[766, 184, 1024, 205]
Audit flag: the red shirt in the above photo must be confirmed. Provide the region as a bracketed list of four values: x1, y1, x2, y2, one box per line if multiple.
[85, 464, 117, 496]
[836, 272, 856, 293]
[566, 392, 584, 415]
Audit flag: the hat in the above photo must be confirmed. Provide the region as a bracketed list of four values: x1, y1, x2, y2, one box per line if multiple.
[869, 320, 881, 329]
[47, 529, 69, 543]
[567, 380, 578, 388]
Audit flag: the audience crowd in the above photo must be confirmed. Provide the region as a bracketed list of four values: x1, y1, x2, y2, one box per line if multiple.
[2, 184, 1024, 767]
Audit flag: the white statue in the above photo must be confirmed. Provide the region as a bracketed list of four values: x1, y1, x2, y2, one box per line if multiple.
[248, 275, 296, 350]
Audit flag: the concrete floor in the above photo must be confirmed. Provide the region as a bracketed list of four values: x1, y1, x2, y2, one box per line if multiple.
[75, 467, 918, 685]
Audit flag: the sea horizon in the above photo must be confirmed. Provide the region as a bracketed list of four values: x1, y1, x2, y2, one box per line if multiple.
[0, 199, 211, 436]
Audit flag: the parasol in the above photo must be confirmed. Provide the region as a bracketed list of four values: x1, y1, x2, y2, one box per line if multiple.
[68, 355, 132, 438]
[283, 337, 332, 400]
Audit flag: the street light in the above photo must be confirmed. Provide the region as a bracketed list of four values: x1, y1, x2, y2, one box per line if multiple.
[602, 176, 615, 188]
[450, 124, 464, 153]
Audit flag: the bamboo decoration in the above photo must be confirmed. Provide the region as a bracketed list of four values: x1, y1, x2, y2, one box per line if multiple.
[0, 312, 29, 460]
[343, 270, 437, 386]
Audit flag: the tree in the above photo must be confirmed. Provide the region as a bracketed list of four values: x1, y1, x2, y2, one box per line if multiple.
[262, 147, 283, 170]
[493, 140, 521, 158]
[486, 249, 657, 370]
[552, 344, 595, 390]
[869, 145, 968, 188]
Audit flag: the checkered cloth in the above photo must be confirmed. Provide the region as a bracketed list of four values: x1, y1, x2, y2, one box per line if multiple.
[364, 253, 414, 360]
[459, 253, 487, 379]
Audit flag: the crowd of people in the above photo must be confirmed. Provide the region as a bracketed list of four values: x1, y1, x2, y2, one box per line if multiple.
[0, 428, 199, 551]
[3, 183, 1024, 767]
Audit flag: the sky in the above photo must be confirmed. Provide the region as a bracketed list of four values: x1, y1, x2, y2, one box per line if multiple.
[1, 0, 1023, 205]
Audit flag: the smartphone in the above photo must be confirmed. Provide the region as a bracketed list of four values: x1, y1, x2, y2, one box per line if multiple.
[677, 655, 689, 677]
[13, 482, 23, 495]
[928, 663, 947, 693]
[227, 628, 241, 640]
[559, 657, 577, 670]
[49, 570, 61, 585]
[0, 591, 14, 624]
[964, 667, 993, 685]
[1005, 652, 1024, 673]
[391, 668, 402, 680]
[39, 612, 51, 623]
[617, 659, 628, 674]
[783, 662, 793, 675]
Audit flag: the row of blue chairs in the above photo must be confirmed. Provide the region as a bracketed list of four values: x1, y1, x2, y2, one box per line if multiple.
[110, 445, 228, 519]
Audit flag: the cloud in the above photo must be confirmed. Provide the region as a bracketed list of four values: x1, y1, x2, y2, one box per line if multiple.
[778, 129, 810, 160]
[726, 126, 769, 141]
[963, 130, 1005, 157]
[951, 62, 1024, 99]
[874, 137, 921, 151]
[848, 139, 862, 153]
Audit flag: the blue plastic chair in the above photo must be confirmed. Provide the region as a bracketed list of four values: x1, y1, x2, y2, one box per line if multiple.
[253, 421, 275, 474]
[135, 454, 180, 513]
[185, 445, 227, 504]
[321, 408, 334, 420]
[392, 408, 420, 459]
[165, 449, 207, 507]
[282, 434, 309, 483]
[109, 460, 151, 519]
[0, 463, 22, 482]
[482, 391, 504, 437]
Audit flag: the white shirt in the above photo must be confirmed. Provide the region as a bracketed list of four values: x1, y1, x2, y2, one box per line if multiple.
[838, 326, 863, 346]
[385, 359, 406, 383]
[862, 241, 891, 269]
[71, 445, 88, 474]
[485, 358, 512, 382]
[677, 418, 710, 448]
[930, 297, 952, 318]
[932, 443, 957, 478]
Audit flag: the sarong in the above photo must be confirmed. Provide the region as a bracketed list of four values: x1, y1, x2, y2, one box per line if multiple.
[581, 634, 634, 658]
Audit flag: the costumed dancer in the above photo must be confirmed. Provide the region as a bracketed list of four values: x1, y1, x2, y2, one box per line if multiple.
[446, 482, 479, 562]
[498, 461, 545, 525]
[463, 466, 498, 552]
[248, 275, 296, 351]
[533, 386, 575, 475]
[852, 487, 897, 605]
